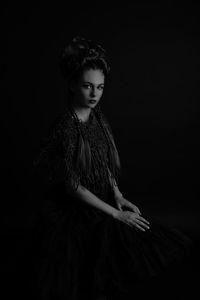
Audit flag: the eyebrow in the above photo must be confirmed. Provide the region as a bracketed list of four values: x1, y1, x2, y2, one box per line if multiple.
[83, 81, 104, 86]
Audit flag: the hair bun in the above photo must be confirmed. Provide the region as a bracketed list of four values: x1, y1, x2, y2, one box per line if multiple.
[59, 36, 110, 80]
[72, 36, 106, 56]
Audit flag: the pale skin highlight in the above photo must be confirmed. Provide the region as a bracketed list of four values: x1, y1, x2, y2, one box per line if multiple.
[70, 69, 105, 122]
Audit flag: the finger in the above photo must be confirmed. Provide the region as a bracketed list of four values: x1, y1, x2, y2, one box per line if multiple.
[122, 202, 133, 210]
[130, 204, 141, 215]
[137, 216, 150, 224]
[129, 206, 140, 214]
[128, 203, 136, 210]
[127, 204, 134, 210]
[135, 208, 141, 215]
[136, 220, 150, 230]
[134, 223, 146, 231]
[126, 221, 135, 228]
[131, 204, 140, 211]
[125, 220, 135, 228]
[127, 207, 136, 213]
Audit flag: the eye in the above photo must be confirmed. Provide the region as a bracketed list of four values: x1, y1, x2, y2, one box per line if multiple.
[98, 85, 104, 90]
[82, 84, 91, 89]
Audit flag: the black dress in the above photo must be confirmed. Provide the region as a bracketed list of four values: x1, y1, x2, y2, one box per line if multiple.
[32, 104, 192, 300]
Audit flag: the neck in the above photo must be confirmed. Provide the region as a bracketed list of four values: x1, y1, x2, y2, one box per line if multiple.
[71, 104, 92, 122]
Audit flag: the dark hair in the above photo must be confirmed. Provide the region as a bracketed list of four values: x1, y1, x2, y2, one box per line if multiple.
[59, 36, 110, 82]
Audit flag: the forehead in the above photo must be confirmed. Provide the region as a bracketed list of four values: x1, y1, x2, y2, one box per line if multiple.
[81, 69, 105, 84]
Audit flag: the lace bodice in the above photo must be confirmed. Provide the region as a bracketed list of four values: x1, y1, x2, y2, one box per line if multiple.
[34, 105, 121, 201]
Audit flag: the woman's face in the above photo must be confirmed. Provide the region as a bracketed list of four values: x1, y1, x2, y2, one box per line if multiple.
[71, 69, 105, 109]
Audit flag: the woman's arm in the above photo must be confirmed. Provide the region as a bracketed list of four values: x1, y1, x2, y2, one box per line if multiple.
[107, 167, 123, 199]
[66, 184, 149, 230]
[107, 168, 142, 215]
[66, 184, 119, 218]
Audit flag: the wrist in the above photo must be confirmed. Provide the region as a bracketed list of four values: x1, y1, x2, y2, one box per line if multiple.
[112, 208, 120, 219]
[114, 191, 123, 200]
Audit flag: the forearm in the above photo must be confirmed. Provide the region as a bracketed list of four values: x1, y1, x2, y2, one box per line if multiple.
[107, 168, 123, 199]
[66, 184, 119, 218]
[112, 179, 123, 199]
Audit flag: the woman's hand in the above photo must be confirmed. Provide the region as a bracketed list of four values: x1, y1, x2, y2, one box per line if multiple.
[115, 195, 141, 215]
[114, 210, 150, 231]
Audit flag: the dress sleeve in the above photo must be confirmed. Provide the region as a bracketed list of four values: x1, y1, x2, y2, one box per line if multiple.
[33, 113, 80, 191]
[62, 124, 80, 191]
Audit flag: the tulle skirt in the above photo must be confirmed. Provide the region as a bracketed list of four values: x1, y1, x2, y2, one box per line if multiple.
[31, 185, 192, 300]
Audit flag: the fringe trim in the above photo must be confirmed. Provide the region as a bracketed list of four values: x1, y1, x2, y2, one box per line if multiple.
[67, 103, 121, 194]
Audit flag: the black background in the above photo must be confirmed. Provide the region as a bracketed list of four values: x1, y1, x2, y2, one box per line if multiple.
[2, 2, 200, 299]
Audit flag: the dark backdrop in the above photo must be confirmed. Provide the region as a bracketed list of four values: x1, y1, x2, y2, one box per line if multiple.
[2, 2, 200, 298]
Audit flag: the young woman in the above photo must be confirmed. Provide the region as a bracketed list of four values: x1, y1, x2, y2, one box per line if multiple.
[32, 36, 192, 300]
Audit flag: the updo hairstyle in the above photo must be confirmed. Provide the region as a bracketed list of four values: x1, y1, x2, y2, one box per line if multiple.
[59, 36, 110, 83]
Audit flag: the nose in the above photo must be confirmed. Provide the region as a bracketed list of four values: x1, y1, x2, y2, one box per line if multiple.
[90, 87, 97, 98]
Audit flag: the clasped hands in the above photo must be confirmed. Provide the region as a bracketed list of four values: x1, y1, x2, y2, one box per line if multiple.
[114, 195, 150, 232]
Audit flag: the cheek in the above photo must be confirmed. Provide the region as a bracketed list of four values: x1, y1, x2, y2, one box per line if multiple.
[82, 90, 90, 99]
[99, 89, 104, 97]
[78, 89, 89, 99]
